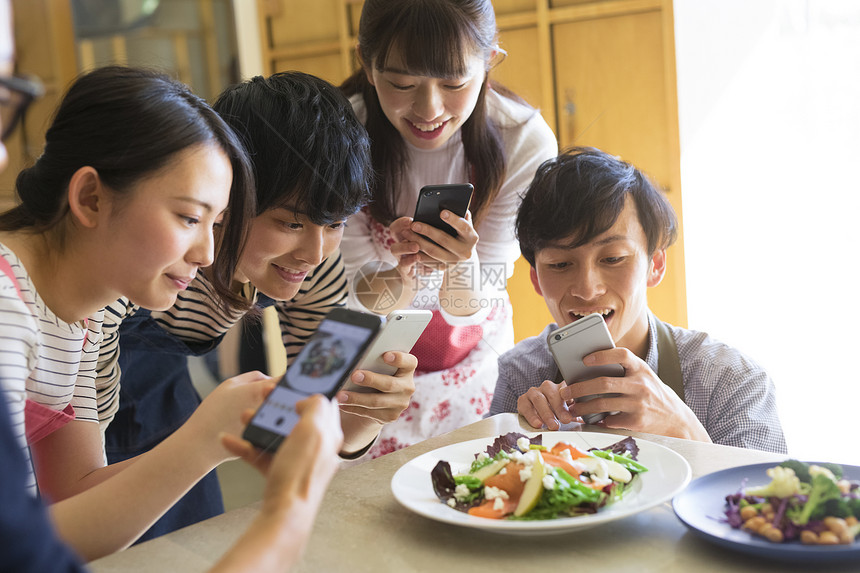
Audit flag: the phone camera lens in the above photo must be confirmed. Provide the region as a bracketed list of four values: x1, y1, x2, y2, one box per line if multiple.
[554, 334, 561, 341]
[396, 315, 403, 320]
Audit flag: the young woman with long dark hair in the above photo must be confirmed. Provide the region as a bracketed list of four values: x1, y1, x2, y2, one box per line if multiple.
[340, 0, 557, 455]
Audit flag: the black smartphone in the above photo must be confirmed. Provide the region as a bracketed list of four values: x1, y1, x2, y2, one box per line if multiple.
[412, 183, 474, 237]
[242, 308, 382, 452]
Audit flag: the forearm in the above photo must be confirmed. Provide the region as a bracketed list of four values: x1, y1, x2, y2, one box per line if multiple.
[668, 407, 713, 443]
[212, 396, 341, 573]
[210, 505, 314, 573]
[438, 254, 489, 317]
[49, 424, 223, 561]
[339, 411, 382, 455]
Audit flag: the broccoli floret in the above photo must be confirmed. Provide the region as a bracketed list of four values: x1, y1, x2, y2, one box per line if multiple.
[779, 460, 811, 483]
[811, 497, 852, 521]
[848, 496, 860, 519]
[820, 462, 844, 480]
[745, 466, 803, 498]
[788, 472, 843, 526]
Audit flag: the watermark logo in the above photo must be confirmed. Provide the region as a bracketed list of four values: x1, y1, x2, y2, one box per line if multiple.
[352, 260, 403, 313]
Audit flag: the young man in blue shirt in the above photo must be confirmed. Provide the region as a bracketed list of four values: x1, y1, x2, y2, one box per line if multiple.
[490, 147, 786, 453]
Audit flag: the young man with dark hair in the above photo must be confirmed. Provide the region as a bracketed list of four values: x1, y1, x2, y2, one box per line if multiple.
[489, 147, 786, 453]
[96, 72, 417, 540]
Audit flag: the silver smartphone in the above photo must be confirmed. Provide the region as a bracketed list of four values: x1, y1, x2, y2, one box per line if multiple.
[342, 309, 433, 391]
[547, 312, 625, 424]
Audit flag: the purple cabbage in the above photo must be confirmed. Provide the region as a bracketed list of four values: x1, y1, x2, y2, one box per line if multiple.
[482, 432, 542, 459]
[430, 461, 481, 512]
[589, 436, 640, 460]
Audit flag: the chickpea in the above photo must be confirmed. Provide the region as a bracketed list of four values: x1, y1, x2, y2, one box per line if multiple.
[760, 502, 773, 514]
[743, 516, 766, 531]
[819, 531, 840, 545]
[838, 531, 854, 545]
[760, 524, 784, 543]
[823, 516, 848, 537]
[800, 530, 819, 544]
[739, 506, 759, 521]
[847, 516, 858, 527]
[837, 479, 852, 495]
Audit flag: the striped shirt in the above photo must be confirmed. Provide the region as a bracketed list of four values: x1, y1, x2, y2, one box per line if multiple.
[0, 244, 104, 493]
[95, 251, 348, 426]
[489, 312, 788, 454]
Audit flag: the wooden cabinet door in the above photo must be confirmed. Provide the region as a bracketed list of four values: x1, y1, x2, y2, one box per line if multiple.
[259, 0, 357, 84]
[552, 6, 686, 330]
[1, 0, 77, 202]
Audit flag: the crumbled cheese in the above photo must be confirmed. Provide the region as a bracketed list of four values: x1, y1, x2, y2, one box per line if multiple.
[519, 465, 533, 482]
[522, 450, 538, 466]
[476, 452, 489, 462]
[453, 483, 471, 501]
[542, 474, 556, 491]
[499, 467, 508, 475]
[447, 498, 457, 508]
[484, 486, 510, 501]
[493, 496, 506, 511]
[517, 437, 531, 452]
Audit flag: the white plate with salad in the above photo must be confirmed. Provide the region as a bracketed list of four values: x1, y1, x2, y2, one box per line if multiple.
[673, 461, 860, 562]
[390, 431, 691, 535]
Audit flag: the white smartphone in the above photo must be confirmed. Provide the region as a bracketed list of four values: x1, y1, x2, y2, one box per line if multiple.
[342, 309, 433, 391]
[547, 312, 625, 424]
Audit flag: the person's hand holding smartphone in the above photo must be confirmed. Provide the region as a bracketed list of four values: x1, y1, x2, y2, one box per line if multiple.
[242, 308, 382, 452]
[412, 184, 473, 238]
[345, 310, 432, 385]
[547, 313, 625, 424]
[389, 184, 478, 276]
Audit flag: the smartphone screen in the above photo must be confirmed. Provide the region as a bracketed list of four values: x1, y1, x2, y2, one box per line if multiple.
[243, 309, 380, 451]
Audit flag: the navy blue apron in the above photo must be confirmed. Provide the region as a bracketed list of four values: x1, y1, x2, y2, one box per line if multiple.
[105, 296, 274, 542]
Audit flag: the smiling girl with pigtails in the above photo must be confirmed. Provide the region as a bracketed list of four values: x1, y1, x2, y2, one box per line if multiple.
[340, 0, 557, 456]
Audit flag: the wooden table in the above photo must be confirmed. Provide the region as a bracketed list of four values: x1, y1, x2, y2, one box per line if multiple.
[90, 414, 854, 572]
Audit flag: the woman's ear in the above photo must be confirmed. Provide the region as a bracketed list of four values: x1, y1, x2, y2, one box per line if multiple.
[647, 249, 667, 288]
[67, 166, 104, 229]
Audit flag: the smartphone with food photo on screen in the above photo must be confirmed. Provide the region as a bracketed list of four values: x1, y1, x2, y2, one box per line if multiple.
[242, 308, 382, 452]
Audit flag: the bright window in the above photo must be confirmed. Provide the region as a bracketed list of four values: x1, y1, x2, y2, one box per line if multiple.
[676, 0, 860, 463]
